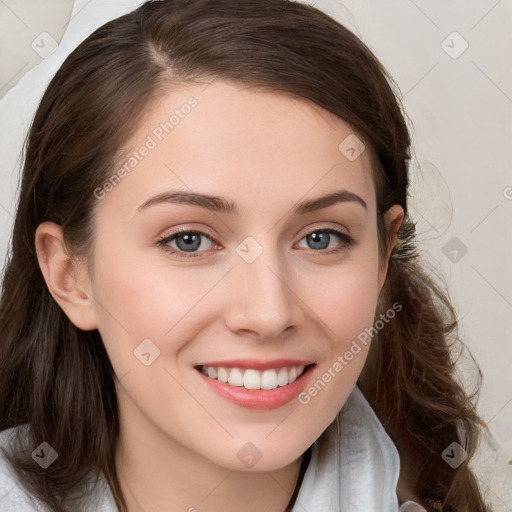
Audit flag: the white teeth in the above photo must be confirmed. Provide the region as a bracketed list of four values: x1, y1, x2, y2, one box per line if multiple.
[217, 367, 229, 383]
[228, 368, 244, 387]
[243, 369, 261, 389]
[261, 370, 278, 390]
[277, 368, 289, 386]
[200, 365, 308, 390]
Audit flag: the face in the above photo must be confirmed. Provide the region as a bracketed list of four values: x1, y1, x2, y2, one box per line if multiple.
[41, 79, 402, 472]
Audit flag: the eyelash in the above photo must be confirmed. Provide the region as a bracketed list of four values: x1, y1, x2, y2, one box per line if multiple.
[156, 227, 355, 260]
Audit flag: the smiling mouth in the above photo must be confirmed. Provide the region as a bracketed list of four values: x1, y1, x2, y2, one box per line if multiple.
[195, 364, 315, 391]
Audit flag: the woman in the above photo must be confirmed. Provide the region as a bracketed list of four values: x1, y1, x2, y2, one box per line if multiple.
[0, 0, 494, 510]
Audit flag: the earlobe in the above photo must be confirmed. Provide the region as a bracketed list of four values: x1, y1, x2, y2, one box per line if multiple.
[35, 222, 98, 331]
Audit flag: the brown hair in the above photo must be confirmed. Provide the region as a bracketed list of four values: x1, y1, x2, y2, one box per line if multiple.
[0, 1, 491, 510]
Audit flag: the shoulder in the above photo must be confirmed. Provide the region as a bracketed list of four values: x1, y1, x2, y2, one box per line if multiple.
[0, 425, 118, 512]
[0, 424, 47, 511]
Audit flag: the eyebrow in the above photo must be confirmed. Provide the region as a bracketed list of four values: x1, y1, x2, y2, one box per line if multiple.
[136, 189, 368, 216]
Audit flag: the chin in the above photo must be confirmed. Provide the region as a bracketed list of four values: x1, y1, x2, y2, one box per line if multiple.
[202, 437, 311, 473]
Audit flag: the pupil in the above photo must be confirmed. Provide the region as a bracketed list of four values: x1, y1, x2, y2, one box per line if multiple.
[309, 232, 329, 250]
[177, 233, 200, 251]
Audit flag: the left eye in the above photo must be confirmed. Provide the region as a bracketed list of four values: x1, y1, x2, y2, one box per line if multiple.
[157, 227, 354, 259]
[158, 230, 216, 257]
[296, 228, 352, 252]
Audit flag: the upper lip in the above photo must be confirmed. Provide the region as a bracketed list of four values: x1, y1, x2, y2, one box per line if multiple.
[196, 359, 315, 371]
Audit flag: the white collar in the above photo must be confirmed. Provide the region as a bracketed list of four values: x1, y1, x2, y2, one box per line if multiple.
[291, 384, 402, 511]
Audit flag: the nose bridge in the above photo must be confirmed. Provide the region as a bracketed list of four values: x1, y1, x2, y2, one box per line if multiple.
[226, 234, 299, 339]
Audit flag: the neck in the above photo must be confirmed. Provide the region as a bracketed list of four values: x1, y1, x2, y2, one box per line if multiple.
[114, 404, 303, 512]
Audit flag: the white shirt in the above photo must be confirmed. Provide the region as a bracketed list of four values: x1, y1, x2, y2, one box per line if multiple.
[291, 385, 421, 511]
[0, 385, 426, 511]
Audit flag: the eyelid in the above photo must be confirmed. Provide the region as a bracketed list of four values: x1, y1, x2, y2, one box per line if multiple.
[158, 225, 218, 243]
[295, 222, 352, 240]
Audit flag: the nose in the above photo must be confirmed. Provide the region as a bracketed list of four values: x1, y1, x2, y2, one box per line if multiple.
[223, 240, 304, 341]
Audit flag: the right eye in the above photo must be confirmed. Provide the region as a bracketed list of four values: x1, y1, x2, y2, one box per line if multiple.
[157, 229, 219, 259]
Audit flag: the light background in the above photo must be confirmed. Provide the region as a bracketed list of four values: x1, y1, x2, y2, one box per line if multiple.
[0, 0, 511, 508]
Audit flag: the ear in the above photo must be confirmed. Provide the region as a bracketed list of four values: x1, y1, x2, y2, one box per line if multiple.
[377, 204, 404, 293]
[35, 221, 98, 331]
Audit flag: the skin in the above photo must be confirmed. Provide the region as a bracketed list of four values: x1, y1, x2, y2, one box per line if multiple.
[35, 79, 403, 512]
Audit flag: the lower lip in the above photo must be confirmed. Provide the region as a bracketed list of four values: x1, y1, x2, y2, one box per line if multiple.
[196, 365, 315, 410]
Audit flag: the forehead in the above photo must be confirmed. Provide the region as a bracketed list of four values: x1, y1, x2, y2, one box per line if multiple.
[101, 79, 376, 217]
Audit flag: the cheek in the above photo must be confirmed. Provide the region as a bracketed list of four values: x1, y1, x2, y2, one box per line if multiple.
[89, 239, 178, 362]
[90, 241, 226, 380]
[296, 256, 380, 403]
[295, 293, 377, 432]
[300, 256, 380, 337]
